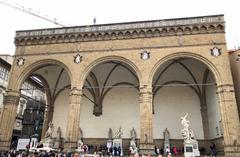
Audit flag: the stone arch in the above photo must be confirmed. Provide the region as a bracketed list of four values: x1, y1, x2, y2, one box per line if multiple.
[150, 51, 223, 141]
[79, 56, 142, 89]
[149, 52, 222, 86]
[15, 59, 73, 92]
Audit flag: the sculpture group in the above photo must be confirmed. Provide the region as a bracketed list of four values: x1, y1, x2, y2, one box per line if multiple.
[180, 113, 195, 143]
[180, 113, 200, 157]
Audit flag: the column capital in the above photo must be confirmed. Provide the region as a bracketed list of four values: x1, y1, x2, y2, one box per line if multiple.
[139, 85, 152, 94]
[216, 84, 234, 94]
[5, 90, 20, 97]
[3, 91, 20, 106]
[69, 87, 82, 96]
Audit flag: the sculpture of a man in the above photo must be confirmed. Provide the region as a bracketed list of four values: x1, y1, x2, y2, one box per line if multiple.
[56, 127, 62, 139]
[108, 128, 113, 140]
[45, 122, 54, 138]
[180, 113, 190, 130]
[114, 126, 123, 139]
[130, 128, 137, 141]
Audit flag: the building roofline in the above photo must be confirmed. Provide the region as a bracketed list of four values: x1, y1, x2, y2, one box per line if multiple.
[14, 14, 225, 46]
[16, 14, 224, 33]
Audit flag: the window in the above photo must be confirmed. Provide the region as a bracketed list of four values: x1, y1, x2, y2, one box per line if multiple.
[0, 66, 9, 81]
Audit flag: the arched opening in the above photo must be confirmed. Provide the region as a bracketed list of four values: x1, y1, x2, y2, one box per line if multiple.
[152, 57, 223, 155]
[16, 61, 71, 145]
[80, 60, 139, 151]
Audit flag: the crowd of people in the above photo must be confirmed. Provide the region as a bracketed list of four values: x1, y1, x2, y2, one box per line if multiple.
[0, 143, 218, 157]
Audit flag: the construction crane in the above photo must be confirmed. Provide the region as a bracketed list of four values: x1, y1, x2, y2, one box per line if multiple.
[0, 0, 67, 27]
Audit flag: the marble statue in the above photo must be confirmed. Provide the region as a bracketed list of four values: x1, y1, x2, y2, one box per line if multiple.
[144, 134, 148, 143]
[180, 113, 195, 143]
[75, 127, 84, 152]
[108, 128, 113, 139]
[78, 127, 83, 140]
[129, 128, 138, 154]
[56, 127, 62, 139]
[45, 122, 54, 139]
[130, 128, 137, 141]
[53, 126, 62, 149]
[163, 128, 170, 155]
[163, 128, 170, 142]
[114, 126, 123, 139]
[180, 113, 200, 156]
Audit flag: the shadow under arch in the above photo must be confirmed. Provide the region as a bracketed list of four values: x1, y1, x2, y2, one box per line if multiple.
[79, 55, 142, 88]
[149, 52, 222, 86]
[15, 59, 73, 92]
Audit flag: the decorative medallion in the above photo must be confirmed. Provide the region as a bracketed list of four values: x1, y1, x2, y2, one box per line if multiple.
[210, 47, 221, 57]
[16, 57, 25, 66]
[140, 50, 150, 60]
[74, 54, 83, 64]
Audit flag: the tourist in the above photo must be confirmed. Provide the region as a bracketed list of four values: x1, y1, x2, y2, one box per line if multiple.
[165, 146, 170, 155]
[173, 145, 178, 155]
[154, 146, 158, 155]
[160, 148, 163, 155]
[210, 143, 217, 157]
[117, 146, 121, 156]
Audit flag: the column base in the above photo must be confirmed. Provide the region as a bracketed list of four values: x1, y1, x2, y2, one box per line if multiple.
[224, 145, 240, 157]
[139, 143, 155, 155]
[0, 140, 10, 151]
[64, 140, 77, 152]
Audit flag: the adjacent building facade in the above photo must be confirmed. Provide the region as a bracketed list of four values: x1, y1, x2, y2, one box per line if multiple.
[0, 56, 46, 147]
[229, 49, 240, 118]
[0, 15, 239, 156]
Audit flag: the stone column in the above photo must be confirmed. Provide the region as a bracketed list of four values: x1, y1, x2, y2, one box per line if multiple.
[64, 88, 82, 151]
[139, 86, 154, 154]
[200, 103, 210, 139]
[217, 84, 240, 156]
[0, 91, 20, 151]
[41, 104, 50, 140]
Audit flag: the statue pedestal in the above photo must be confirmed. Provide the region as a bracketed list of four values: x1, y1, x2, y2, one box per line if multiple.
[75, 139, 84, 153]
[113, 139, 123, 156]
[139, 143, 154, 155]
[129, 140, 138, 154]
[53, 138, 62, 149]
[164, 141, 170, 155]
[184, 140, 200, 157]
[42, 138, 54, 148]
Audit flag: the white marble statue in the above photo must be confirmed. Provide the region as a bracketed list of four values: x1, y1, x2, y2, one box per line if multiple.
[114, 126, 123, 139]
[45, 122, 54, 139]
[180, 113, 200, 156]
[130, 128, 137, 141]
[180, 113, 195, 143]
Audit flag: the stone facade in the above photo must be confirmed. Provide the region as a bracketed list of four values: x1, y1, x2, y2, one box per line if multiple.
[229, 49, 240, 117]
[0, 14, 239, 156]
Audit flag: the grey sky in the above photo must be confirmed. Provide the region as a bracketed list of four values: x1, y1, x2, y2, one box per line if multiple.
[0, 0, 239, 55]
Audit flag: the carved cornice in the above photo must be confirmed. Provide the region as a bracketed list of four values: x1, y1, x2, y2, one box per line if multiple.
[14, 15, 225, 46]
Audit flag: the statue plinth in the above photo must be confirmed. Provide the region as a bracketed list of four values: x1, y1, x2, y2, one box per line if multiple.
[184, 140, 200, 157]
[180, 113, 200, 157]
[139, 143, 155, 155]
[112, 138, 123, 156]
[53, 137, 63, 149]
[42, 138, 54, 148]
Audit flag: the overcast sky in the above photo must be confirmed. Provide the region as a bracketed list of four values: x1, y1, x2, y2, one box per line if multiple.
[0, 0, 239, 55]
